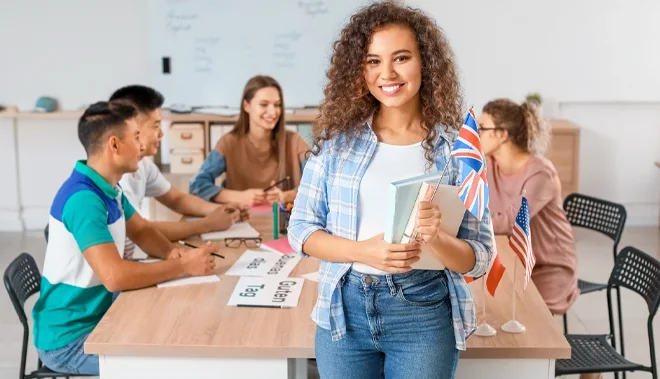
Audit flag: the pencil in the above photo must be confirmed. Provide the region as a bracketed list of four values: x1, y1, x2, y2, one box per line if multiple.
[263, 176, 290, 192]
[177, 240, 225, 259]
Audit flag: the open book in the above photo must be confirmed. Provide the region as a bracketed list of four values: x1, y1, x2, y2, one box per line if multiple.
[384, 171, 466, 270]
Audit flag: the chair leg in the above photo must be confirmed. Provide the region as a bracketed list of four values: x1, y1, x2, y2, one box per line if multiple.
[615, 286, 625, 379]
[563, 313, 568, 334]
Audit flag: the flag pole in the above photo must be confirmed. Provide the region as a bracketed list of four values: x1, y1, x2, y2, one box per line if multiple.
[511, 260, 517, 320]
[502, 189, 527, 334]
[474, 273, 497, 336]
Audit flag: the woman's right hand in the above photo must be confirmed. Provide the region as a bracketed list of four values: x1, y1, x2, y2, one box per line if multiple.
[358, 233, 422, 273]
[239, 189, 266, 207]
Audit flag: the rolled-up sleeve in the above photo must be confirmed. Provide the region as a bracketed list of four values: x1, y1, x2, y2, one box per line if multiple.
[287, 147, 329, 257]
[459, 207, 494, 278]
[189, 150, 226, 202]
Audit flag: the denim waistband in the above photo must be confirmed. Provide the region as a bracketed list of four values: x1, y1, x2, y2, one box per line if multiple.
[344, 268, 446, 290]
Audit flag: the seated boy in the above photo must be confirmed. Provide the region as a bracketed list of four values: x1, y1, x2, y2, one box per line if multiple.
[109, 85, 248, 258]
[32, 101, 217, 375]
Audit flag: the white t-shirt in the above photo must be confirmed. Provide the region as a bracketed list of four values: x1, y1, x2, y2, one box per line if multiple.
[120, 158, 172, 213]
[352, 141, 431, 275]
[119, 158, 171, 259]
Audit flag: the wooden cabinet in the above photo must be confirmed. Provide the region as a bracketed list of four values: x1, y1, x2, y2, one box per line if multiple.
[546, 119, 580, 197]
[159, 112, 580, 198]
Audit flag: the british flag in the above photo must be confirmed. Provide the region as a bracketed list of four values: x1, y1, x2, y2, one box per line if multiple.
[452, 108, 489, 221]
[509, 196, 535, 290]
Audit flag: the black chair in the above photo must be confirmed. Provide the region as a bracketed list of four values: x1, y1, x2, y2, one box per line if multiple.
[562, 194, 627, 346]
[555, 246, 660, 378]
[3, 252, 93, 379]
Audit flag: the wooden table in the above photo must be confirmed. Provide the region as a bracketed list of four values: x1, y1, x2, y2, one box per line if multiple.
[85, 212, 569, 379]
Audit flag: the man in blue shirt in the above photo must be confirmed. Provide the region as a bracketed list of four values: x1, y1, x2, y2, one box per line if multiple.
[33, 101, 217, 375]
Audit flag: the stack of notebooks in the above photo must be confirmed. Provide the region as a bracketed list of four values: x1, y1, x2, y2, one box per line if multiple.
[384, 171, 466, 270]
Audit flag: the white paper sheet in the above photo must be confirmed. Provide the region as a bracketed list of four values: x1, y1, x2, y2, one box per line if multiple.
[227, 277, 304, 307]
[300, 271, 320, 283]
[138, 259, 221, 288]
[200, 222, 260, 241]
[157, 274, 220, 288]
[225, 250, 301, 278]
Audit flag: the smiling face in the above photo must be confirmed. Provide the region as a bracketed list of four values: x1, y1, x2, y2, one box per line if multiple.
[112, 117, 142, 173]
[136, 109, 163, 158]
[363, 24, 423, 110]
[243, 87, 282, 132]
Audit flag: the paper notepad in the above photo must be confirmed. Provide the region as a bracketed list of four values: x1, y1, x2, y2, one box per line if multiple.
[250, 205, 273, 214]
[200, 222, 260, 241]
[139, 259, 221, 288]
[157, 274, 220, 288]
[261, 238, 295, 255]
[385, 171, 466, 270]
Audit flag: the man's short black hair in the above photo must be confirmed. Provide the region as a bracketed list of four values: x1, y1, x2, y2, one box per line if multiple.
[78, 101, 138, 155]
[109, 85, 165, 114]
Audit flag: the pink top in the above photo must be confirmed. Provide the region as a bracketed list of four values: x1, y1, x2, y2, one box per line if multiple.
[487, 155, 579, 314]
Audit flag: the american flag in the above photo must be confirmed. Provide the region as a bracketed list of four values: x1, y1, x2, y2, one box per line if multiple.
[509, 196, 535, 290]
[452, 108, 489, 221]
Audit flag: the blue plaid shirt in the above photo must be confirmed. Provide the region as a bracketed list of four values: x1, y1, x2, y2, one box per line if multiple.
[287, 122, 493, 351]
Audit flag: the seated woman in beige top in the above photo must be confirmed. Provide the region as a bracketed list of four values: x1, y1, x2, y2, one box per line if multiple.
[190, 75, 310, 207]
[479, 99, 579, 317]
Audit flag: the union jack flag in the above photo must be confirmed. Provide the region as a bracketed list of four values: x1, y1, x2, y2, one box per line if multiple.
[452, 108, 489, 220]
[509, 196, 535, 290]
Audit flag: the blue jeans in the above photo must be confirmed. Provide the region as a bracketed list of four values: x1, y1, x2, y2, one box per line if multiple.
[315, 269, 459, 379]
[37, 332, 99, 375]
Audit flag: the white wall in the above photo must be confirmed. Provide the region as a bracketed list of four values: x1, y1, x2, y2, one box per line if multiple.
[0, 0, 658, 230]
[0, 0, 148, 110]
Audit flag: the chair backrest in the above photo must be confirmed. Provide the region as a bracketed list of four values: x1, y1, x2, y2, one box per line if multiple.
[607, 246, 660, 376]
[609, 246, 660, 315]
[563, 193, 627, 248]
[3, 253, 41, 327]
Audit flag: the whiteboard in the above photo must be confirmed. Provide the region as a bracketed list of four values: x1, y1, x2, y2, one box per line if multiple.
[148, 0, 660, 109]
[148, 0, 367, 108]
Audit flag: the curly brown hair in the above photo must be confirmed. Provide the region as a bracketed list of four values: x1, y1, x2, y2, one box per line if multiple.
[483, 99, 550, 156]
[312, 1, 464, 165]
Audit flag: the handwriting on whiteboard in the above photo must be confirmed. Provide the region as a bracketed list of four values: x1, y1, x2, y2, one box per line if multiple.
[166, 9, 199, 34]
[298, 0, 329, 17]
[193, 36, 220, 74]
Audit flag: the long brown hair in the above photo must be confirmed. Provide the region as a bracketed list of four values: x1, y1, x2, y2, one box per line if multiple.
[312, 1, 464, 165]
[232, 75, 287, 179]
[482, 99, 549, 155]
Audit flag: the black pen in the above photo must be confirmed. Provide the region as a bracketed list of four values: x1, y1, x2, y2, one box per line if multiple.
[263, 176, 290, 192]
[237, 304, 291, 309]
[178, 240, 225, 259]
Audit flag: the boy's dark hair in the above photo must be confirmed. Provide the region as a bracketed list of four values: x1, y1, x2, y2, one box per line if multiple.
[109, 85, 165, 114]
[78, 101, 137, 155]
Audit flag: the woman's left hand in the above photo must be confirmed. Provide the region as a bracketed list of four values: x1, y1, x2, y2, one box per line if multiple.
[414, 201, 443, 244]
[265, 181, 284, 204]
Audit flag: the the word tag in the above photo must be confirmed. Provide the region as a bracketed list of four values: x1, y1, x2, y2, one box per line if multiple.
[227, 277, 305, 308]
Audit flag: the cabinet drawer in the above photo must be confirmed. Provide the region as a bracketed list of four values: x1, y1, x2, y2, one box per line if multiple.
[209, 124, 232, 150]
[170, 123, 204, 150]
[170, 149, 204, 174]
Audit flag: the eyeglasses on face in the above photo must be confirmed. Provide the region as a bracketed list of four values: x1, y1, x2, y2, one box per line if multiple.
[478, 127, 505, 135]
